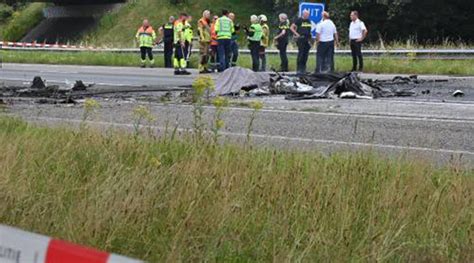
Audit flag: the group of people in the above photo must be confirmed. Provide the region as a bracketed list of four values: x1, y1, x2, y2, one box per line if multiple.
[135, 9, 368, 75]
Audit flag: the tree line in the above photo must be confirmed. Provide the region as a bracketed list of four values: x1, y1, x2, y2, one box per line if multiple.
[261, 0, 474, 44]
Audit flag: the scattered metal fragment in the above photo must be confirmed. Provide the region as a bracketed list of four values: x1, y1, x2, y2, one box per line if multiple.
[452, 90, 465, 97]
[72, 80, 88, 91]
[31, 76, 46, 89]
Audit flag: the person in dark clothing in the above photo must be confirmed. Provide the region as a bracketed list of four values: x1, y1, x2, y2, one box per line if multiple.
[290, 10, 312, 75]
[349, 11, 368, 72]
[244, 15, 263, 72]
[274, 13, 290, 72]
[159, 16, 175, 68]
[229, 12, 240, 67]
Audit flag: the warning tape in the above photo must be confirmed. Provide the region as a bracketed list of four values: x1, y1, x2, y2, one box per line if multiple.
[0, 224, 143, 263]
[0, 41, 97, 50]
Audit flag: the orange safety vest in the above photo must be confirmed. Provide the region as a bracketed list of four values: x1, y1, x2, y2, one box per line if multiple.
[136, 26, 156, 47]
[198, 18, 211, 42]
[210, 23, 218, 46]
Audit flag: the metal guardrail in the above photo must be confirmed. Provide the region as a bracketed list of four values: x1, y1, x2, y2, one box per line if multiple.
[1, 43, 474, 57]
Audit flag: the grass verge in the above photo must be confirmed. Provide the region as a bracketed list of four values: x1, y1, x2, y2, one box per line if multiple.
[0, 116, 473, 261]
[2, 50, 474, 75]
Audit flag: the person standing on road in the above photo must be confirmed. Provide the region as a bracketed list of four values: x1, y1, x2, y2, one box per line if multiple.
[136, 19, 157, 68]
[209, 15, 219, 72]
[259, 15, 270, 72]
[290, 10, 312, 75]
[159, 16, 175, 68]
[215, 9, 235, 72]
[315, 11, 339, 73]
[184, 15, 194, 67]
[349, 11, 368, 72]
[245, 15, 263, 72]
[198, 10, 212, 74]
[274, 13, 290, 72]
[229, 12, 240, 67]
[173, 13, 191, 75]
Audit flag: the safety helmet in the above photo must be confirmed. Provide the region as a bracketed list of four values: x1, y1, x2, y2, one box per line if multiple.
[259, 14, 268, 22]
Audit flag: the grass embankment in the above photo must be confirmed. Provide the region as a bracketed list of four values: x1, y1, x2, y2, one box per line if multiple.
[2, 50, 474, 75]
[0, 3, 45, 41]
[0, 116, 473, 261]
[85, 0, 264, 47]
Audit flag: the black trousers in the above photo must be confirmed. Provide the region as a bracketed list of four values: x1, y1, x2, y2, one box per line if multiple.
[248, 41, 260, 72]
[316, 41, 335, 73]
[140, 47, 153, 61]
[350, 40, 363, 71]
[296, 38, 311, 74]
[277, 41, 288, 72]
[163, 41, 174, 68]
[184, 41, 190, 61]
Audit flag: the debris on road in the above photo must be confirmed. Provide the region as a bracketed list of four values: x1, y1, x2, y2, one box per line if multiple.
[213, 67, 270, 96]
[211, 68, 429, 100]
[452, 90, 465, 97]
[1, 76, 88, 104]
[72, 80, 89, 91]
[277, 72, 417, 100]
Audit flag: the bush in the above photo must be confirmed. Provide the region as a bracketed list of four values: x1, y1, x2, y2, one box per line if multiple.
[0, 4, 14, 23]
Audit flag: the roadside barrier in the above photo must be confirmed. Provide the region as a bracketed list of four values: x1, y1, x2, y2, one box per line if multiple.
[0, 224, 143, 263]
[1, 41, 474, 57]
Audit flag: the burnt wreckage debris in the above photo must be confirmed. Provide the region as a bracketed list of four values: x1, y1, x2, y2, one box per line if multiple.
[1, 77, 93, 104]
[212, 67, 435, 99]
[274, 72, 419, 100]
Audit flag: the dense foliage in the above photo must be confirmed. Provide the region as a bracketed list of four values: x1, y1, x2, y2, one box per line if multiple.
[269, 0, 474, 44]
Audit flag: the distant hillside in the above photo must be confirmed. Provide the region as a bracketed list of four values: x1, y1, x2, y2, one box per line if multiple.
[83, 0, 267, 47]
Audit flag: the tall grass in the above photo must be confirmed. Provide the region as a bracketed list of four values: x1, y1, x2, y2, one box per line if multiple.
[0, 114, 473, 261]
[84, 0, 264, 47]
[1, 3, 46, 41]
[3, 50, 474, 75]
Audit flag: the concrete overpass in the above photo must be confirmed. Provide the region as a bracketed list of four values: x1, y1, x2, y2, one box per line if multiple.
[21, 1, 125, 43]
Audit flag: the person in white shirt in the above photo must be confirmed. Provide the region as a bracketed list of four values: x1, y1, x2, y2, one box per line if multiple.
[349, 11, 368, 72]
[315, 12, 339, 73]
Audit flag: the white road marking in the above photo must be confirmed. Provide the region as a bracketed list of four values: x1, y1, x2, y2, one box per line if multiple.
[142, 103, 474, 124]
[18, 116, 474, 157]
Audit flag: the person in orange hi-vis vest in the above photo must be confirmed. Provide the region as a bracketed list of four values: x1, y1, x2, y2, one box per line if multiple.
[135, 19, 157, 68]
[209, 15, 219, 72]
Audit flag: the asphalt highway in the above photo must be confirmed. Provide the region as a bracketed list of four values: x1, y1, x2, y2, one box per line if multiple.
[1, 63, 196, 87]
[1, 63, 473, 166]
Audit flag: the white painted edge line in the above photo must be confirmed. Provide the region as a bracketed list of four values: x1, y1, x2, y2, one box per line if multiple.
[18, 116, 474, 157]
[143, 103, 474, 124]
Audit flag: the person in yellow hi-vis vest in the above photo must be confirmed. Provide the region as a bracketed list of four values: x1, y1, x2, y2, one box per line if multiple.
[244, 15, 262, 72]
[184, 15, 194, 66]
[198, 10, 212, 74]
[136, 19, 157, 68]
[214, 9, 234, 72]
[258, 14, 270, 72]
[174, 13, 191, 75]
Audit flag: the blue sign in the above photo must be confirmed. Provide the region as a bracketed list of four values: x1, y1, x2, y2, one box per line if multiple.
[299, 2, 325, 38]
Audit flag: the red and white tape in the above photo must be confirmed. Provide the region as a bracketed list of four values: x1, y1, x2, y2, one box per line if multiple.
[0, 224, 143, 263]
[0, 41, 96, 50]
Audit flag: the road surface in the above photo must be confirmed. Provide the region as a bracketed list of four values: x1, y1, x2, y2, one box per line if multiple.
[0, 63, 195, 87]
[1, 63, 473, 166]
